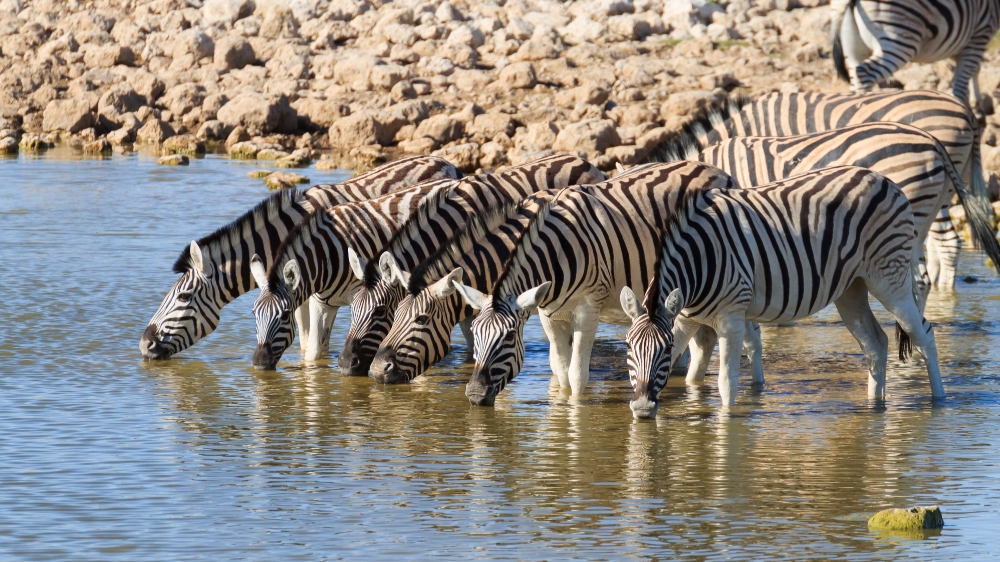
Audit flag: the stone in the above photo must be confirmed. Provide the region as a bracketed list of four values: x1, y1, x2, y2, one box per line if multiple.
[335, 54, 382, 91]
[98, 86, 145, 128]
[370, 64, 414, 92]
[349, 146, 386, 171]
[203, 0, 256, 26]
[511, 40, 560, 62]
[432, 143, 480, 172]
[451, 69, 492, 93]
[43, 99, 93, 133]
[217, 93, 296, 135]
[435, 1, 463, 23]
[447, 25, 485, 49]
[479, 141, 507, 169]
[555, 84, 609, 108]
[158, 154, 190, 165]
[468, 113, 516, 139]
[248, 170, 270, 178]
[315, 159, 339, 170]
[413, 114, 463, 147]
[399, 137, 436, 153]
[84, 45, 134, 68]
[380, 100, 429, 138]
[128, 70, 166, 102]
[163, 134, 206, 155]
[605, 145, 647, 166]
[985, 146, 1000, 172]
[608, 14, 652, 40]
[108, 127, 135, 145]
[136, 119, 175, 144]
[562, 16, 605, 44]
[19, 135, 51, 152]
[173, 29, 214, 61]
[257, 149, 290, 160]
[275, 147, 312, 168]
[552, 118, 621, 155]
[160, 84, 207, 119]
[264, 171, 309, 190]
[619, 105, 659, 128]
[660, 90, 722, 119]
[499, 62, 537, 89]
[260, 4, 299, 39]
[868, 507, 944, 532]
[229, 140, 260, 159]
[214, 36, 256, 69]
[84, 138, 112, 154]
[0, 136, 17, 153]
[520, 122, 559, 151]
[328, 110, 387, 147]
[196, 120, 229, 140]
[328, 0, 370, 21]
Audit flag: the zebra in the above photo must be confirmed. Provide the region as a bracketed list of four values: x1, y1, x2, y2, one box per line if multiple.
[621, 166, 944, 419]
[140, 155, 461, 360]
[652, 120, 1000, 312]
[252, 155, 605, 370]
[831, 0, 1000, 112]
[664, 89, 989, 288]
[340, 154, 606, 379]
[450, 162, 738, 406]
[249, 178, 458, 369]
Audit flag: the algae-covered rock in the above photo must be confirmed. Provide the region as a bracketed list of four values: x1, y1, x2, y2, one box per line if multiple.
[158, 154, 190, 166]
[274, 148, 311, 168]
[83, 138, 112, 154]
[247, 170, 270, 178]
[256, 148, 290, 161]
[229, 141, 261, 159]
[0, 137, 17, 154]
[868, 506, 943, 532]
[264, 171, 309, 190]
[162, 134, 206, 155]
[314, 158, 339, 170]
[19, 135, 51, 151]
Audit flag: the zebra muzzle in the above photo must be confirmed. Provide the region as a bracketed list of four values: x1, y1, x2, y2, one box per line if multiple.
[252, 344, 278, 370]
[370, 353, 405, 384]
[140, 324, 171, 360]
[337, 339, 372, 377]
[465, 366, 496, 407]
[629, 392, 659, 420]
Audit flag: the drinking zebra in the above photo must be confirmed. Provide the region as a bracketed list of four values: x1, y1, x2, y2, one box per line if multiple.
[670, 89, 988, 288]
[450, 162, 737, 405]
[251, 155, 604, 370]
[621, 166, 944, 419]
[831, 0, 1000, 110]
[652, 120, 1000, 311]
[342, 155, 605, 379]
[140, 155, 461, 360]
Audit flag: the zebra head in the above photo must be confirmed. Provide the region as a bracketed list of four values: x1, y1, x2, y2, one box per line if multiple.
[621, 286, 683, 419]
[369, 264, 467, 384]
[340, 250, 408, 376]
[250, 254, 303, 370]
[454, 281, 551, 406]
[141, 241, 220, 360]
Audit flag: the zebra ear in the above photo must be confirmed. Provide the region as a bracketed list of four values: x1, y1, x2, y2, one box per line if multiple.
[282, 259, 302, 291]
[620, 287, 647, 321]
[190, 241, 212, 276]
[515, 281, 551, 312]
[662, 288, 683, 320]
[250, 254, 268, 289]
[379, 252, 410, 286]
[347, 247, 366, 281]
[453, 281, 488, 311]
[429, 267, 464, 298]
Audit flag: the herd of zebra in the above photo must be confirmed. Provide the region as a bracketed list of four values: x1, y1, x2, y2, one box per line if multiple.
[141, 88, 1000, 418]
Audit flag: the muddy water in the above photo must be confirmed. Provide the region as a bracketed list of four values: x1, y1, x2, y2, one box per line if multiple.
[1, 149, 998, 560]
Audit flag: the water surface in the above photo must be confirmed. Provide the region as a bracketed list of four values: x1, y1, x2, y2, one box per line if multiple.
[1, 149, 998, 560]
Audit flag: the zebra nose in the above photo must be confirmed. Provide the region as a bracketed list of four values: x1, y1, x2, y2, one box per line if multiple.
[252, 344, 277, 370]
[140, 324, 169, 359]
[629, 394, 659, 420]
[465, 367, 495, 406]
[371, 353, 402, 384]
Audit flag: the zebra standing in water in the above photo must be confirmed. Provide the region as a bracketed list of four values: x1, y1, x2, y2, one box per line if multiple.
[140, 156, 461, 360]
[621, 166, 944, 419]
[340, 154, 605, 379]
[831, 0, 1000, 110]
[252, 155, 605, 370]
[675, 89, 989, 288]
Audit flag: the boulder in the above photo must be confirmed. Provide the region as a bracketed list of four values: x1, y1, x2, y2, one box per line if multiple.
[868, 507, 944, 533]
[42, 99, 94, 133]
[519, 122, 559, 151]
[84, 45, 134, 68]
[555, 84, 609, 107]
[214, 36, 256, 69]
[561, 16, 604, 44]
[136, 119, 175, 143]
[294, 98, 350, 128]
[370, 64, 414, 92]
[160, 84, 207, 118]
[468, 113, 516, 138]
[128, 70, 166, 102]
[511, 40, 560, 62]
[157, 154, 190, 165]
[432, 143, 480, 172]
[98, 86, 145, 128]
[264, 171, 309, 190]
[163, 134, 206, 155]
[217, 93, 296, 135]
[660, 90, 722, 120]
[499, 62, 537, 89]
[413, 114, 463, 147]
[380, 100, 429, 138]
[83, 138, 113, 154]
[334, 54, 382, 91]
[328, 110, 387, 147]
[328, 0, 371, 21]
[259, 4, 299, 39]
[203, 0, 256, 26]
[552, 119, 621, 155]
[173, 29, 214, 61]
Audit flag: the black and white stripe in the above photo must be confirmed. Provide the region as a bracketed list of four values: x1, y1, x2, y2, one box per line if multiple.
[623, 166, 944, 419]
[140, 156, 461, 360]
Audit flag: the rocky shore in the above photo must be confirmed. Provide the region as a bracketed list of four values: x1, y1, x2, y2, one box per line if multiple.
[3, 0, 1000, 176]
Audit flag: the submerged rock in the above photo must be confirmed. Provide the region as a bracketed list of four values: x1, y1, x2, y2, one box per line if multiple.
[264, 171, 309, 190]
[867, 506, 943, 532]
[247, 170, 270, 178]
[158, 154, 190, 166]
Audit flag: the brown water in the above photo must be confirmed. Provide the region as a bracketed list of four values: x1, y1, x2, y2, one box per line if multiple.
[2, 149, 999, 560]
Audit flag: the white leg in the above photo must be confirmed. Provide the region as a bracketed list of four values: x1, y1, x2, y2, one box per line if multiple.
[834, 279, 888, 398]
[305, 297, 338, 362]
[567, 305, 601, 395]
[540, 314, 572, 389]
[686, 325, 717, 383]
[715, 315, 745, 408]
[743, 322, 764, 385]
[874, 290, 945, 398]
[294, 301, 312, 358]
[459, 315, 474, 360]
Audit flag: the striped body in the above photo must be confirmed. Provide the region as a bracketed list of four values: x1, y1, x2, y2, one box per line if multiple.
[831, 0, 1000, 107]
[344, 154, 606, 380]
[451, 162, 737, 405]
[694, 90, 987, 288]
[140, 156, 462, 360]
[623, 166, 943, 418]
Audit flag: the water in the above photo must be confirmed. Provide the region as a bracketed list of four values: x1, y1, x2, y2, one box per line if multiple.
[2, 149, 999, 561]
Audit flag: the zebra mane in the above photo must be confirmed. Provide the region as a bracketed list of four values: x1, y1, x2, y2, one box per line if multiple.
[491, 189, 568, 308]
[361, 181, 456, 289]
[266, 205, 328, 288]
[407, 200, 522, 295]
[172, 188, 303, 274]
[645, 186, 712, 317]
[643, 92, 752, 164]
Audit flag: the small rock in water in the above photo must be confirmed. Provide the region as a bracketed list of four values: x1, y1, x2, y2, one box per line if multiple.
[0, 137, 17, 154]
[962, 276, 978, 283]
[314, 159, 339, 170]
[84, 138, 112, 154]
[867, 506, 943, 532]
[247, 170, 270, 178]
[264, 172, 309, 190]
[158, 155, 190, 166]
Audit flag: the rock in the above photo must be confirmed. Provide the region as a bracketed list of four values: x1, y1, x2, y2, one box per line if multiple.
[163, 134, 206, 155]
[173, 29, 214, 61]
[214, 36, 256, 69]
[469, 113, 516, 139]
[349, 145, 386, 171]
[84, 138, 112, 154]
[868, 507, 944, 532]
[619, 105, 659, 128]
[380, 100, 429, 138]
[432, 143, 480, 172]
[136, 119, 175, 144]
[128, 70, 166, 102]
[447, 25, 485, 49]
[229, 140, 260, 159]
[435, 1, 464, 23]
[608, 14, 652, 40]
[399, 136, 436, 153]
[520, 122, 559, 151]
[226, 126, 250, 150]
[552, 119, 621, 155]
[370, 64, 414, 92]
[108, 126, 135, 145]
[451, 69, 492, 93]
[42, 99, 93, 133]
[196, 120, 229, 140]
[329, 110, 387, 147]
[0, 0, 22, 14]
[257, 148, 290, 160]
[660, 90, 723, 120]
[413, 114, 463, 147]
[160, 84, 207, 119]
[605, 145, 647, 166]
[19, 135, 51, 152]
[248, 170, 270, 178]
[555, 84, 609, 108]
[511, 40, 560, 62]
[275, 147, 312, 167]
[264, 171, 309, 190]
[98, 86, 145, 128]
[499, 62, 537, 89]
[984, 145, 1000, 172]
[217, 93, 296, 135]
[158, 154, 190, 165]
[315, 158, 339, 170]
[416, 56, 455, 77]
[259, 4, 299, 39]
[390, 80, 417, 101]
[203, 0, 256, 26]
[335, 54, 383, 91]
[562, 16, 605, 44]
[84, 45, 134, 68]
[0, 136, 17, 153]
[328, 0, 370, 21]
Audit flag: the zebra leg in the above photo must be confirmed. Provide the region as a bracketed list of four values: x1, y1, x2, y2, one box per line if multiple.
[743, 322, 764, 385]
[459, 315, 474, 361]
[715, 315, 746, 407]
[911, 249, 930, 314]
[567, 304, 602, 395]
[928, 207, 961, 289]
[952, 49, 982, 119]
[833, 279, 888, 399]
[875, 291, 945, 398]
[685, 325, 717, 384]
[305, 296, 338, 361]
[294, 301, 312, 358]
[539, 314, 572, 389]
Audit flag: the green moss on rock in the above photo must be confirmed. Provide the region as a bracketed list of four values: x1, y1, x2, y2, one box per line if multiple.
[868, 506, 943, 532]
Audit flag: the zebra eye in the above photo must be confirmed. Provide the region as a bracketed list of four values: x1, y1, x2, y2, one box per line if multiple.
[176, 292, 192, 303]
[373, 305, 387, 317]
[415, 314, 430, 325]
[504, 330, 516, 343]
[281, 309, 292, 321]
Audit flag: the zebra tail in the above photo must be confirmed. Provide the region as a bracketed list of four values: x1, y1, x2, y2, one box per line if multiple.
[896, 324, 913, 363]
[941, 127, 1000, 275]
[831, 0, 853, 83]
